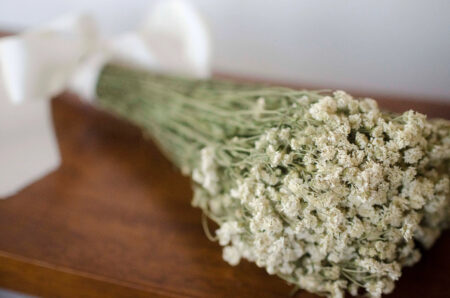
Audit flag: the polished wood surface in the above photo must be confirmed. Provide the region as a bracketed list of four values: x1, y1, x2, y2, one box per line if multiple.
[0, 87, 449, 297]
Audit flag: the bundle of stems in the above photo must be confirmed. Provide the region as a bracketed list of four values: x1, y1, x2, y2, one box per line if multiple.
[96, 64, 450, 298]
[96, 64, 321, 171]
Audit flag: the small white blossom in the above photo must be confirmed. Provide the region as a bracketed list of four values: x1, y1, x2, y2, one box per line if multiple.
[216, 221, 243, 246]
[404, 147, 423, 164]
[223, 246, 241, 266]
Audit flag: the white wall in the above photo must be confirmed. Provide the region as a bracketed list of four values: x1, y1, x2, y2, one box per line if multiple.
[0, 0, 449, 101]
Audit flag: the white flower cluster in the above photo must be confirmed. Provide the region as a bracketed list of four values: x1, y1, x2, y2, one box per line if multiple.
[191, 91, 450, 298]
[97, 67, 449, 297]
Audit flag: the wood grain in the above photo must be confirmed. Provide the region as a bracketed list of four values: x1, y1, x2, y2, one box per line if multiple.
[0, 83, 449, 297]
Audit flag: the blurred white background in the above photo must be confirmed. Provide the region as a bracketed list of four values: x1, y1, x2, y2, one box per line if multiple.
[0, 0, 449, 101]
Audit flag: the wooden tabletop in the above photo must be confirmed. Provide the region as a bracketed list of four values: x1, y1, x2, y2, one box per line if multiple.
[0, 87, 449, 298]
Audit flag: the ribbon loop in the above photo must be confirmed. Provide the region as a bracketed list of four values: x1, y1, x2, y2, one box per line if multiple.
[0, 0, 211, 198]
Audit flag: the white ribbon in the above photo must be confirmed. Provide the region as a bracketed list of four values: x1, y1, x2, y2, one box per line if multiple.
[0, 0, 211, 198]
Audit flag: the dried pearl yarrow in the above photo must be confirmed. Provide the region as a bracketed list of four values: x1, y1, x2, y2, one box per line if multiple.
[191, 91, 450, 298]
[97, 69, 449, 298]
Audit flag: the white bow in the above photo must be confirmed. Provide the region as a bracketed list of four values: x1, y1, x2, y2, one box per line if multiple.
[0, 0, 211, 198]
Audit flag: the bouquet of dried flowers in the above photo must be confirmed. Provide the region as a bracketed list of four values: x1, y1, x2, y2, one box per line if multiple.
[96, 64, 450, 298]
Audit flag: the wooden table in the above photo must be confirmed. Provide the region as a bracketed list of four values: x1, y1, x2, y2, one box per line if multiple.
[0, 85, 449, 297]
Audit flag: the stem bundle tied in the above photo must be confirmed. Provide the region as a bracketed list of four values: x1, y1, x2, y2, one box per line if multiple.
[97, 64, 450, 298]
